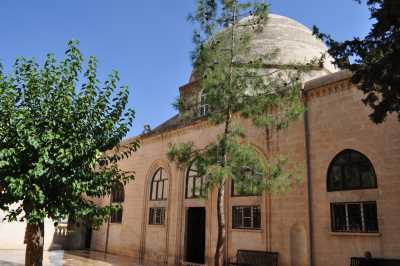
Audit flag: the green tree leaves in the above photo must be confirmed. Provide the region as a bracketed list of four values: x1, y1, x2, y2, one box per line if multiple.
[170, 0, 305, 197]
[313, 0, 400, 123]
[0, 40, 138, 227]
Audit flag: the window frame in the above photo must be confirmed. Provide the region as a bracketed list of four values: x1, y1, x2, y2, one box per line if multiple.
[110, 206, 123, 224]
[149, 207, 166, 225]
[231, 166, 263, 197]
[186, 162, 206, 199]
[110, 183, 124, 224]
[150, 168, 168, 201]
[111, 183, 125, 203]
[330, 201, 379, 233]
[232, 205, 261, 230]
[327, 149, 377, 192]
[198, 89, 209, 117]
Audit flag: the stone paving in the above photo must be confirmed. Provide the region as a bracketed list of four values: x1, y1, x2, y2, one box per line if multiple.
[0, 250, 138, 266]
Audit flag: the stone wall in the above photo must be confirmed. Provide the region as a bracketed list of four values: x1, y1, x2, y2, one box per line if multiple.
[305, 78, 400, 266]
[91, 75, 400, 266]
[0, 206, 88, 251]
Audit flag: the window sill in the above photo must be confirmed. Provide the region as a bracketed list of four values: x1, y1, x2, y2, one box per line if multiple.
[148, 224, 165, 228]
[231, 195, 262, 198]
[329, 232, 381, 237]
[231, 228, 263, 233]
[110, 223, 123, 226]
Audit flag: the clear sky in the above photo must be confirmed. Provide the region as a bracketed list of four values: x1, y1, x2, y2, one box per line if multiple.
[1, 0, 372, 137]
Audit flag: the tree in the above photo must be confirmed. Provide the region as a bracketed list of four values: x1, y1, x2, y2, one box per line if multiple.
[167, 1, 309, 266]
[313, 0, 400, 123]
[0, 40, 138, 266]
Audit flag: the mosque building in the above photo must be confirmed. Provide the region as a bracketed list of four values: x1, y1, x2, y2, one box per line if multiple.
[1, 14, 399, 266]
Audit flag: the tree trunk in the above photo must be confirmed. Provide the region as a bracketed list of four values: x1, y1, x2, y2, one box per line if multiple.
[215, 185, 226, 266]
[216, 4, 235, 265]
[25, 222, 44, 266]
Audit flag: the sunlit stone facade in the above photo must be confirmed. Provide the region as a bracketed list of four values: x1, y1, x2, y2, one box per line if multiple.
[1, 14, 399, 266]
[90, 14, 400, 266]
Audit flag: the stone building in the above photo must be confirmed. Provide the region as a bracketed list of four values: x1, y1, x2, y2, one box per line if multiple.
[89, 14, 400, 266]
[0, 14, 399, 266]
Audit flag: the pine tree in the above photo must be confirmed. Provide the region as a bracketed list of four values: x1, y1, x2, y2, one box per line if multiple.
[168, 1, 312, 266]
[0, 41, 138, 266]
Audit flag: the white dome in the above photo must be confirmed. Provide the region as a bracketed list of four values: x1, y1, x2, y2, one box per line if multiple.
[190, 14, 337, 82]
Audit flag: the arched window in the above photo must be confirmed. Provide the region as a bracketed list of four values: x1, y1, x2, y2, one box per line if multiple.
[327, 149, 377, 192]
[198, 90, 209, 117]
[111, 183, 125, 203]
[110, 183, 124, 223]
[150, 168, 168, 201]
[232, 166, 262, 197]
[186, 161, 206, 198]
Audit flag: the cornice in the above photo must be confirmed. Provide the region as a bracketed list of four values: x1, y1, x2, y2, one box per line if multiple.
[304, 78, 353, 101]
[140, 118, 214, 145]
[304, 70, 352, 91]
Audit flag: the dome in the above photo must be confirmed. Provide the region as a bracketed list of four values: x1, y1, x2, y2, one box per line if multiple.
[189, 14, 337, 82]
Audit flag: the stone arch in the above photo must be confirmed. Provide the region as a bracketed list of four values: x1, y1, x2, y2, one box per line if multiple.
[139, 159, 173, 265]
[290, 223, 308, 266]
[144, 159, 173, 196]
[231, 141, 269, 196]
[246, 141, 269, 159]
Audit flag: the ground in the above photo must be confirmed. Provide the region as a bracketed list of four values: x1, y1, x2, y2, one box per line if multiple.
[0, 250, 136, 266]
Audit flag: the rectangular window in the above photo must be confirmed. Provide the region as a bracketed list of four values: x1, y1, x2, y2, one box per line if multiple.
[232, 206, 261, 230]
[364, 202, 379, 232]
[331, 202, 378, 233]
[149, 207, 166, 225]
[110, 207, 123, 224]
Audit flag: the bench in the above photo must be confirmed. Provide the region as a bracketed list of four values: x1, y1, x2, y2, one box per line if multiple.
[351, 257, 400, 266]
[229, 249, 278, 266]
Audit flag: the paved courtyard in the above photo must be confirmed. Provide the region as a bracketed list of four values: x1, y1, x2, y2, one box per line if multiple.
[0, 250, 137, 266]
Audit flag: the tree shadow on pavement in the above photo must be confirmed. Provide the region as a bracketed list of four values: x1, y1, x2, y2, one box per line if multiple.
[0, 261, 24, 266]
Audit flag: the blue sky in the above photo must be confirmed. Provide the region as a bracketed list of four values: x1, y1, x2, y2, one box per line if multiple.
[1, 1, 372, 137]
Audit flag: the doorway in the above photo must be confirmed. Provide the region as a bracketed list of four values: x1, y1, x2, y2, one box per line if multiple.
[85, 227, 92, 249]
[185, 207, 206, 264]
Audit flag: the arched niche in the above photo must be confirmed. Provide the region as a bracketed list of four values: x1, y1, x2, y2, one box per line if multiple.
[290, 223, 308, 266]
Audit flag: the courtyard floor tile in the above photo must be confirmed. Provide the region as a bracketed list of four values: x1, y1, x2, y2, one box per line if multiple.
[0, 250, 138, 266]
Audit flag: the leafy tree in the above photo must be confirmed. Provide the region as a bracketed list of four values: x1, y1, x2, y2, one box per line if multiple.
[313, 0, 400, 123]
[168, 1, 310, 266]
[0, 40, 138, 266]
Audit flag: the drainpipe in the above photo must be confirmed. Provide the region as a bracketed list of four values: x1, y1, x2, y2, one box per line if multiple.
[303, 90, 315, 266]
[265, 127, 272, 252]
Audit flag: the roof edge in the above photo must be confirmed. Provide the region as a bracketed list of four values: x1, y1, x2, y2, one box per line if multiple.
[304, 70, 352, 91]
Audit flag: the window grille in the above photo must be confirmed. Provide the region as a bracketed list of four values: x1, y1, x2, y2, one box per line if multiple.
[149, 207, 166, 225]
[232, 206, 261, 229]
[199, 90, 209, 117]
[186, 161, 206, 198]
[331, 201, 378, 233]
[150, 168, 168, 201]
